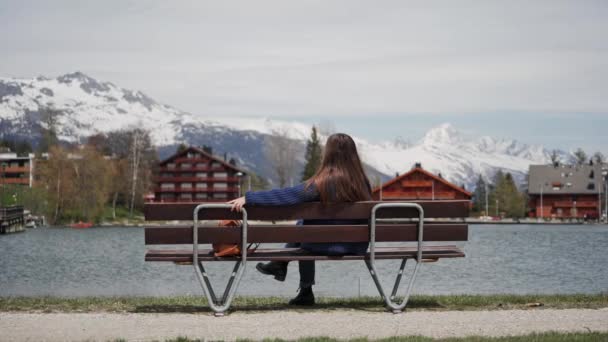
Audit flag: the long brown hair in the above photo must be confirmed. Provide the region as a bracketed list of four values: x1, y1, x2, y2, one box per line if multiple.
[306, 133, 371, 202]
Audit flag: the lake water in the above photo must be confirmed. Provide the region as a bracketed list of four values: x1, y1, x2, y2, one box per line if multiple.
[1, 225, 607, 298]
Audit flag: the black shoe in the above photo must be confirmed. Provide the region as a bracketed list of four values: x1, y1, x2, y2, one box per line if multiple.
[256, 261, 288, 282]
[288, 287, 315, 306]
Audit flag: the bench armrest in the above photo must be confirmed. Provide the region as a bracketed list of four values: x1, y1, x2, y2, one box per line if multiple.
[370, 202, 424, 263]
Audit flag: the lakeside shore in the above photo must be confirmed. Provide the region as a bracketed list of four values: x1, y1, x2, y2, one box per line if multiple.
[2, 293, 606, 313]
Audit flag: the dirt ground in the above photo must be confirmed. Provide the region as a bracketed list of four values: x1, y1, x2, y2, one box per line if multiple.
[1, 308, 607, 341]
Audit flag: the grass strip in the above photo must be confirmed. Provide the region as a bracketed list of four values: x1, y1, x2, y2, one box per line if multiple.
[115, 332, 608, 342]
[1, 293, 606, 313]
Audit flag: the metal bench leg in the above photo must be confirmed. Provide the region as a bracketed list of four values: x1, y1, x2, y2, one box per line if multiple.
[367, 203, 424, 313]
[390, 258, 408, 300]
[193, 204, 248, 316]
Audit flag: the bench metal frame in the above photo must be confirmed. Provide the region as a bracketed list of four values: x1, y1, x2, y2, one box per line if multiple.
[366, 202, 424, 312]
[191, 202, 425, 315]
[193, 204, 248, 316]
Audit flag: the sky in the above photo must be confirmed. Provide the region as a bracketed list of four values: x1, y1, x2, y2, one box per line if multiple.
[1, 0, 607, 152]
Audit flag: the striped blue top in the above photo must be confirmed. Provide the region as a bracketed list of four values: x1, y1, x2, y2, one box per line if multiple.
[245, 183, 369, 255]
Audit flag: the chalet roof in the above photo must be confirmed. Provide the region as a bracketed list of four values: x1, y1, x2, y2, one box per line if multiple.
[528, 163, 604, 195]
[373, 167, 472, 197]
[159, 146, 248, 174]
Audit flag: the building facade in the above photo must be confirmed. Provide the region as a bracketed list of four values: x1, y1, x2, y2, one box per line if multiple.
[0, 152, 35, 188]
[528, 163, 605, 219]
[372, 163, 472, 201]
[153, 146, 248, 203]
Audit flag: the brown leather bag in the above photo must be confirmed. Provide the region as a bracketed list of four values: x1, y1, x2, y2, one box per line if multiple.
[212, 220, 259, 257]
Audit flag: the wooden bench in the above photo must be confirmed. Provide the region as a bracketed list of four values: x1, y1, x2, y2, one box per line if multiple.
[144, 200, 469, 315]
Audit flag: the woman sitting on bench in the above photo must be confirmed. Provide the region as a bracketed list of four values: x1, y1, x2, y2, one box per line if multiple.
[228, 133, 372, 306]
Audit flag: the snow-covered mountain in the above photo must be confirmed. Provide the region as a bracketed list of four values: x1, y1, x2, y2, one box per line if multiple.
[1, 72, 561, 189]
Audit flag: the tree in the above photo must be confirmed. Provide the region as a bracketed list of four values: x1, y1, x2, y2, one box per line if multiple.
[68, 146, 111, 221]
[488, 171, 526, 218]
[301, 126, 323, 181]
[550, 150, 560, 165]
[472, 175, 487, 213]
[37, 145, 72, 224]
[127, 129, 155, 217]
[176, 143, 188, 154]
[573, 148, 587, 166]
[592, 152, 605, 164]
[264, 127, 299, 187]
[38, 107, 61, 153]
[249, 173, 271, 191]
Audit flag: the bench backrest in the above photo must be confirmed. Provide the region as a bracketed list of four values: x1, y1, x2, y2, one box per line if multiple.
[144, 200, 469, 245]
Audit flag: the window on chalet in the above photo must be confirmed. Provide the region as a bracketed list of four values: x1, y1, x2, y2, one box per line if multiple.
[161, 183, 175, 189]
[160, 194, 174, 200]
[213, 172, 228, 178]
[195, 193, 208, 199]
[211, 162, 221, 168]
[214, 193, 228, 199]
[166, 163, 176, 169]
[181, 183, 192, 189]
[195, 163, 206, 168]
[180, 163, 192, 169]
[196, 172, 206, 178]
[214, 183, 228, 189]
[180, 193, 192, 200]
[196, 183, 207, 188]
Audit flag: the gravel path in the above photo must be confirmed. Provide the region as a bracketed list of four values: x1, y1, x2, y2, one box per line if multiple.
[1, 309, 607, 341]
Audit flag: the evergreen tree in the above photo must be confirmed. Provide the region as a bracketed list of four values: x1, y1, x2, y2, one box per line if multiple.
[176, 143, 188, 154]
[472, 175, 487, 213]
[573, 148, 587, 165]
[489, 171, 526, 218]
[37, 107, 60, 153]
[550, 150, 560, 165]
[301, 126, 323, 181]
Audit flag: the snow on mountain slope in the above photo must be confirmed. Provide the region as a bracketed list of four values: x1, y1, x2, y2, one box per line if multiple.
[1, 72, 560, 189]
[356, 123, 552, 188]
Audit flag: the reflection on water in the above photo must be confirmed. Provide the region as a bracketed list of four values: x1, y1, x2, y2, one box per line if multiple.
[0, 225, 607, 298]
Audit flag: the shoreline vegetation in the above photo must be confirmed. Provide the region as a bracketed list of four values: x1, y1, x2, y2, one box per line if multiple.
[1, 293, 606, 313]
[153, 334, 608, 342]
[139, 333, 608, 342]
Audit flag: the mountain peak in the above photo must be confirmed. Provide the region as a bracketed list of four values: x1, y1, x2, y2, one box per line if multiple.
[421, 123, 463, 146]
[57, 71, 94, 82]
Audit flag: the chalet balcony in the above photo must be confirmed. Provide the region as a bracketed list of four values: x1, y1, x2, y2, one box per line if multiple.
[154, 187, 239, 193]
[553, 201, 598, 208]
[159, 166, 230, 173]
[1, 178, 29, 185]
[154, 176, 240, 183]
[3, 167, 29, 173]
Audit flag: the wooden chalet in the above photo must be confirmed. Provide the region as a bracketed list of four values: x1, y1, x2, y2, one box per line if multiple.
[372, 163, 472, 202]
[0, 151, 35, 188]
[153, 146, 248, 203]
[528, 163, 605, 219]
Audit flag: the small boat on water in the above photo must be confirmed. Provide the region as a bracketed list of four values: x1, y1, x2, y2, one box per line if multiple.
[70, 221, 93, 229]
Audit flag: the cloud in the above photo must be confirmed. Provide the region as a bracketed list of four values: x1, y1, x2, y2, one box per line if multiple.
[1, 0, 607, 119]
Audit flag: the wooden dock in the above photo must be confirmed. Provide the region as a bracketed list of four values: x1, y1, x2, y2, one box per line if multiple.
[0, 206, 25, 234]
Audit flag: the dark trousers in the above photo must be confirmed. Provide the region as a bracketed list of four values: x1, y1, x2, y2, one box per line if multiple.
[285, 242, 315, 288]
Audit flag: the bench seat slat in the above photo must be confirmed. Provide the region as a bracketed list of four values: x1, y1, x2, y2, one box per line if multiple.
[145, 224, 468, 244]
[145, 246, 465, 262]
[144, 200, 470, 221]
